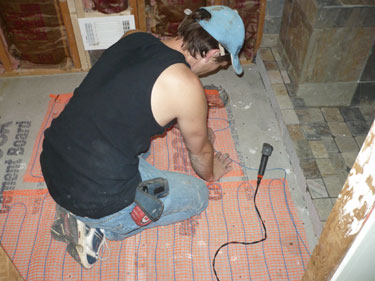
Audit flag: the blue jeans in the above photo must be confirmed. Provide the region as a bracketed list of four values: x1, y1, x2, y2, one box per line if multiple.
[76, 157, 208, 241]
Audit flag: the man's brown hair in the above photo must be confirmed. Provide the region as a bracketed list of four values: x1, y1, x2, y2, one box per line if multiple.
[177, 8, 230, 63]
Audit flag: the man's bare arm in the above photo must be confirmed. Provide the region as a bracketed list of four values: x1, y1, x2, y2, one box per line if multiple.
[151, 63, 232, 181]
[170, 69, 231, 181]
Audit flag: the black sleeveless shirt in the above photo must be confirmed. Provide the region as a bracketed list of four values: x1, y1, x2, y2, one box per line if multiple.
[40, 32, 189, 218]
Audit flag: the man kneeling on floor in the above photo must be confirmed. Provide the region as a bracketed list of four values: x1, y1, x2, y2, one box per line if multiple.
[40, 5, 245, 268]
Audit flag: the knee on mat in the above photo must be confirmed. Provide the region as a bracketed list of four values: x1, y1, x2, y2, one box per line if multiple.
[177, 176, 208, 214]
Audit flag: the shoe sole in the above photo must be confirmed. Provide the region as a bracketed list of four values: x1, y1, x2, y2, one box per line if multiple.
[52, 207, 101, 269]
[66, 243, 93, 270]
[50, 213, 79, 244]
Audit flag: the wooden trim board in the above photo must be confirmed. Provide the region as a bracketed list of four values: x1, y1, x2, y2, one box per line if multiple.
[0, 244, 23, 281]
[135, 0, 147, 31]
[59, 0, 82, 69]
[67, 0, 92, 70]
[255, 0, 266, 52]
[0, 33, 13, 72]
[0, 0, 83, 76]
[0, 66, 83, 77]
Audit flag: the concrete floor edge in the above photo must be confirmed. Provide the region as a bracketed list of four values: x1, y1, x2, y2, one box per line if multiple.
[256, 53, 323, 244]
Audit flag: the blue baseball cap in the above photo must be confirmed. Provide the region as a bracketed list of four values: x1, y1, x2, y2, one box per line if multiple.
[198, 6, 245, 75]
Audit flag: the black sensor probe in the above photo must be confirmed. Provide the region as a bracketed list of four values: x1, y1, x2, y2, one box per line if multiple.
[257, 143, 274, 187]
[213, 143, 274, 281]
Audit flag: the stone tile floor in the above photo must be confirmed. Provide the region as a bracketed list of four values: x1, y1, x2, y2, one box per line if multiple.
[260, 47, 375, 224]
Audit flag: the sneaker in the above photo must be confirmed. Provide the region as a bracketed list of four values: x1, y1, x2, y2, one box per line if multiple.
[51, 208, 78, 244]
[65, 220, 107, 269]
[51, 206, 108, 269]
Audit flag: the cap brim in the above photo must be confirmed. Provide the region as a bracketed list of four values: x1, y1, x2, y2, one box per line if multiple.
[231, 54, 243, 75]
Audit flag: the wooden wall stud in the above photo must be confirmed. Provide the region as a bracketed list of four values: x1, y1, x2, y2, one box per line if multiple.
[0, 34, 13, 72]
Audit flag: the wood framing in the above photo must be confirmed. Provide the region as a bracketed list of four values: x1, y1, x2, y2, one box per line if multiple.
[1, 0, 138, 76]
[128, 0, 138, 28]
[59, 0, 82, 69]
[0, 34, 13, 72]
[302, 121, 375, 280]
[129, 0, 146, 31]
[136, 0, 147, 31]
[67, 0, 91, 70]
[1, 0, 265, 75]
[54, 0, 71, 62]
[0, 67, 82, 77]
[255, 0, 266, 52]
[0, 0, 79, 76]
[0, 244, 23, 281]
[65, 0, 138, 71]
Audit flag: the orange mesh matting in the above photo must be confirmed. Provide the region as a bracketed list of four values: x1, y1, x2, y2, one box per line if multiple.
[23, 93, 243, 182]
[147, 107, 243, 177]
[0, 179, 310, 280]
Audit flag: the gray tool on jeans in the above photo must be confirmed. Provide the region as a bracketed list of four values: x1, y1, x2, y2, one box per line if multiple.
[134, 177, 169, 222]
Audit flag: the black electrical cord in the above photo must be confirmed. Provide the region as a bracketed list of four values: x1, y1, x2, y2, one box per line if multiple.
[212, 181, 267, 281]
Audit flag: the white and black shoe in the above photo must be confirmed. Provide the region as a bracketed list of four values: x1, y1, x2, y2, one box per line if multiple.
[66, 221, 107, 269]
[51, 206, 108, 269]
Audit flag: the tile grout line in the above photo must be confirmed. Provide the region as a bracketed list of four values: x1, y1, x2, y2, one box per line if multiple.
[264, 46, 374, 226]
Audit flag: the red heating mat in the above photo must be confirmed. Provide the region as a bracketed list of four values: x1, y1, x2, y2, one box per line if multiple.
[147, 107, 243, 177]
[0, 179, 310, 281]
[23, 93, 243, 183]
